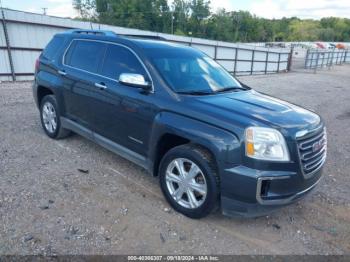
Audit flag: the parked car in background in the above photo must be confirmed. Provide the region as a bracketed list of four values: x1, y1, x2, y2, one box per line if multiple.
[336, 43, 346, 49]
[316, 42, 325, 49]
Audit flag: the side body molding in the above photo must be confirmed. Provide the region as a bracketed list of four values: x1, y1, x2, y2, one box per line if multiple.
[61, 112, 241, 179]
[61, 117, 149, 170]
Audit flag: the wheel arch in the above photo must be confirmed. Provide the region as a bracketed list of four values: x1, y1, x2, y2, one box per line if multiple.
[149, 112, 240, 176]
[37, 85, 54, 107]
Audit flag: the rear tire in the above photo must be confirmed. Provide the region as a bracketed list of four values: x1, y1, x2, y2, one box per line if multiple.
[40, 95, 70, 139]
[159, 144, 219, 219]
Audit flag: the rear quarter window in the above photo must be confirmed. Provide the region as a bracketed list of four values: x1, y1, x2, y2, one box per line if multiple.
[42, 36, 65, 61]
[64, 40, 106, 73]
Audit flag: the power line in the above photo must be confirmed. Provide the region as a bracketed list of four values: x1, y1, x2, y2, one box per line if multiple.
[97, 10, 211, 16]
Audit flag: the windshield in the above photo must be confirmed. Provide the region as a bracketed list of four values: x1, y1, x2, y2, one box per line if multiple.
[146, 47, 242, 94]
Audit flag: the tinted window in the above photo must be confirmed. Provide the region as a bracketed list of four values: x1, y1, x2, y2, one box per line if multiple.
[146, 47, 241, 93]
[65, 40, 106, 73]
[42, 36, 64, 60]
[100, 44, 146, 79]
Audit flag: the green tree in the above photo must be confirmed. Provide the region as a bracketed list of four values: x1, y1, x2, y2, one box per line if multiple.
[287, 19, 320, 41]
[188, 0, 211, 37]
[73, 0, 96, 19]
[172, 0, 190, 35]
[207, 9, 235, 42]
[72, 0, 350, 43]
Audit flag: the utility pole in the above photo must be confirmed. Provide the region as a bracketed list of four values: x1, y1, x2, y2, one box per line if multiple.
[233, 13, 241, 42]
[42, 7, 47, 15]
[171, 11, 174, 34]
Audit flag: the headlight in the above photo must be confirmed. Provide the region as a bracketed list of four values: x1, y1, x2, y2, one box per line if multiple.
[245, 127, 290, 161]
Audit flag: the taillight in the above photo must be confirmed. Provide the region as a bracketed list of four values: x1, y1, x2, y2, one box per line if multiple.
[35, 58, 40, 72]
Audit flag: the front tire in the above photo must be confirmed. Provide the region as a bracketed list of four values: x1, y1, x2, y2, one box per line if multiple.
[159, 144, 219, 219]
[40, 95, 70, 139]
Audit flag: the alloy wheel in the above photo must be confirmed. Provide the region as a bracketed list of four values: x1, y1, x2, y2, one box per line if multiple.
[42, 101, 57, 133]
[165, 158, 207, 209]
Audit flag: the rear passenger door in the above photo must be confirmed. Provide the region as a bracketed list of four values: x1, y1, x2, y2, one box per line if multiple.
[92, 43, 155, 155]
[61, 39, 107, 128]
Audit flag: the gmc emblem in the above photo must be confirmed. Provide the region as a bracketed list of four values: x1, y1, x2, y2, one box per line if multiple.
[312, 139, 325, 152]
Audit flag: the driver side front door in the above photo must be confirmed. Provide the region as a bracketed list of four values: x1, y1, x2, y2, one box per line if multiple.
[91, 43, 156, 156]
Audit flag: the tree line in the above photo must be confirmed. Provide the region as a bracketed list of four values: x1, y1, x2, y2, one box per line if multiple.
[73, 0, 350, 42]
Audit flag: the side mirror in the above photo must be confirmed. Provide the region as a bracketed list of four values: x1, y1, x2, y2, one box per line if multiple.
[118, 73, 151, 90]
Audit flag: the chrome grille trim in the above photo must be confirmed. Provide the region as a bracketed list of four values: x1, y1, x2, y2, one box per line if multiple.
[298, 131, 325, 150]
[301, 146, 326, 161]
[305, 154, 326, 171]
[297, 127, 327, 178]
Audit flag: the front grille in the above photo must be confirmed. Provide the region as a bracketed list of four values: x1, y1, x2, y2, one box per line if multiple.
[297, 127, 327, 177]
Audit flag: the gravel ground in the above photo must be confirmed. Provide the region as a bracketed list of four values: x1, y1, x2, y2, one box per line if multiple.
[0, 66, 349, 255]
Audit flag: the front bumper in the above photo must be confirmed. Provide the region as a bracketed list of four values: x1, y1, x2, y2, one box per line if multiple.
[220, 165, 323, 217]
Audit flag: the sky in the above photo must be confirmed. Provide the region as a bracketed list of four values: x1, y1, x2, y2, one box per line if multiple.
[1, 0, 350, 20]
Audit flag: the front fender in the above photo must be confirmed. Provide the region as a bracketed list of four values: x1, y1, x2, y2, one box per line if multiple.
[148, 111, 241, 172]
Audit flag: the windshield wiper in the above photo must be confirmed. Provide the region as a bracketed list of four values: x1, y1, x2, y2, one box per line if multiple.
[177, 91, 212, 95]
[177, 86, 248, 95]
[213, 86, 248, 93]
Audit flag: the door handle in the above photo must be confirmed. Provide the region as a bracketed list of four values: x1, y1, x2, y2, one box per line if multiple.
[57, 70, 66, 76]
[95, 82, 107, 90]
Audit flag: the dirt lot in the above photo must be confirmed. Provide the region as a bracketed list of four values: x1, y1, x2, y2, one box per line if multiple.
[1, 66, 350, 255]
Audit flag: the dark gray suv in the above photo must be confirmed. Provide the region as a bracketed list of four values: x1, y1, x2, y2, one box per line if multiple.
[33, 29, 327, 218]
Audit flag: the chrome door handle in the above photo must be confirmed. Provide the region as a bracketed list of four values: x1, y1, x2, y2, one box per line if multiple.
[94, 82, 107, 90]
[57, 70, 66, 76]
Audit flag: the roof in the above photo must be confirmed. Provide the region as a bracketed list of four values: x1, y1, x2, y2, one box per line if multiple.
[59, 29, 194, 52]
[129, 38, 192, 51]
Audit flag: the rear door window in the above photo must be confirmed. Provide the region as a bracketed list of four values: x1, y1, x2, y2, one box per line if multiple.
[100, 44, 146, 80]
[65, 40, 106, 73]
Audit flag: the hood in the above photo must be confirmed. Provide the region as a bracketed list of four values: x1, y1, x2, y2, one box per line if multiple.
[185, 90, 321, 138]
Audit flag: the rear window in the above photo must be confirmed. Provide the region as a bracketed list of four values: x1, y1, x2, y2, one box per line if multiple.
[64, 40, 106, 73]
[42, 36, 64, 60]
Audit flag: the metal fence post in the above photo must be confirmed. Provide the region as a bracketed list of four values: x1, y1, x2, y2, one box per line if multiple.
[326, 51, 331, 69]
[214, 45, 217, 61]
[314, 52, 320, 74]
[250, 49, 255, 75]
[304, 49, 309, 69]
[336, 50, 340, 65]
[1, 7, 16, 81]
[233, 48, 238, 76]
[320, 52, 325, 68]
[330, 48, 335, 68]
[287, 46, 294, 71]
[264, 50, 268, 74]
[277, 52, 281, 72]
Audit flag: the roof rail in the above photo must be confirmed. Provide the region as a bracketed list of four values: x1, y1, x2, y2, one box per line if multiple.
[67, 29, 117, 37]
[121, 34, 167, 41]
